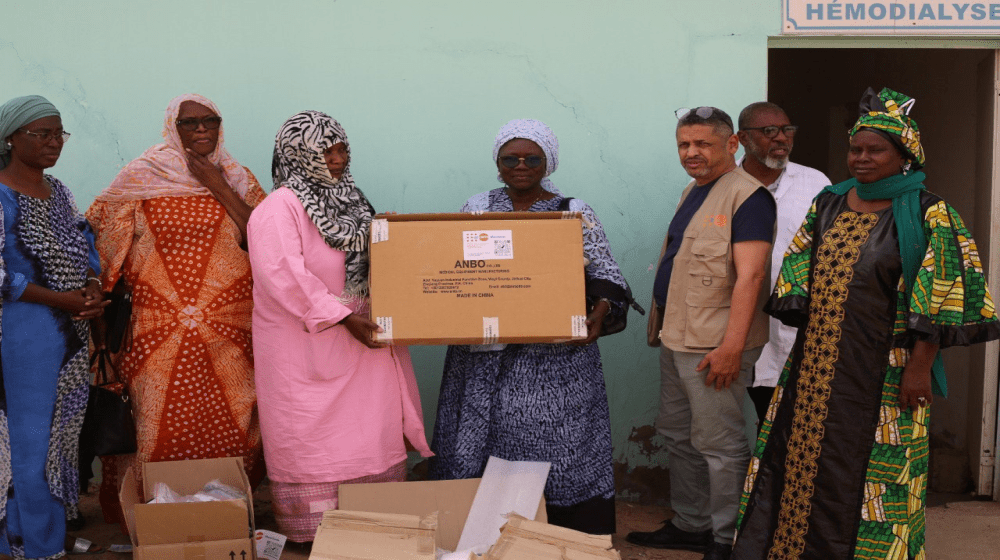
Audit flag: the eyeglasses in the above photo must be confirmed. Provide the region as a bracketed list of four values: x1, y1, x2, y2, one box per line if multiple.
[498, 155, 546, 169]
[742, 125, 798, 138]
[175, 116, 222, 131]
[18, 128, 71, 143]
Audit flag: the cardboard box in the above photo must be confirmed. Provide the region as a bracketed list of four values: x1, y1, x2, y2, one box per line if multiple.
[119, 457, 255, 560]
[369, 212, 587, 345]
[338, 478, 547, 552]
[486, 514, 620, 559]
[309, 510, 437, 560]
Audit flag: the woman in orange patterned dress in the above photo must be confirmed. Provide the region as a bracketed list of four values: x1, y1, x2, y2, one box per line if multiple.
[85, 94, 266, 525]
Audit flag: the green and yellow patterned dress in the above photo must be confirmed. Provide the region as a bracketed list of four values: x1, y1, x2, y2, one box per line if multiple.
[732, 190, 999, 560]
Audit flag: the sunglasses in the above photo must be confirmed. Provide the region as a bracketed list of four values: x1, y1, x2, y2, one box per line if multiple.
[742, 125, 798, 138]
[675, 107, 718, 120]
[175, 116, 222, 131]
[498, 155, 545, 169]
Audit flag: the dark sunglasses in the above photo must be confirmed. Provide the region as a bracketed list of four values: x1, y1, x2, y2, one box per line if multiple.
[742, 125, 798, 138]
[498, 155, 545, 169]
[175, 116, 222, 131]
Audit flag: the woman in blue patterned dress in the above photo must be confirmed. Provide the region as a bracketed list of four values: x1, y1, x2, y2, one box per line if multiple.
[0, 95, 106, 559]
[428, 119, 634, 535]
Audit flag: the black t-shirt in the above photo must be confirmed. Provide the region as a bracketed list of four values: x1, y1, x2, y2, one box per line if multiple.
[652, 183, 775, 307]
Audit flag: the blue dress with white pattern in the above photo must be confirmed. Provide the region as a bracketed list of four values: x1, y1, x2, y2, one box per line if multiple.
[428, 189, 627, 508]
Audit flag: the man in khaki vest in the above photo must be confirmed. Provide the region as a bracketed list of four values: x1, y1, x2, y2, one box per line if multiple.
[627, 107, 774, 560]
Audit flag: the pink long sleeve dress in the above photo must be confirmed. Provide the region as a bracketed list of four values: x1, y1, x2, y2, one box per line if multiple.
[247, 187, 431, 540]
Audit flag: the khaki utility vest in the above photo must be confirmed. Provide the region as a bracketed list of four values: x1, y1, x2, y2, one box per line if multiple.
[647, 167, 771, 351]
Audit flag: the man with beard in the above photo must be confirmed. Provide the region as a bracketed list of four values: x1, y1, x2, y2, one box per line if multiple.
[736, 102, 830, 432]
[628, 107, 774, 560]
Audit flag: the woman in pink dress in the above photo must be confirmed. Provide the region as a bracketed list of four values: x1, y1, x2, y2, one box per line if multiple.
[247, 111, 432, 542]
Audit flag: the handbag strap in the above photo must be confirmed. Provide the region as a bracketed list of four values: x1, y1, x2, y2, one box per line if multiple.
[89, 348, 121, 387]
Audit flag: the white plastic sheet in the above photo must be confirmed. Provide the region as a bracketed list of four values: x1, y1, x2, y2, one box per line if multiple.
[454, 456, 551, 553]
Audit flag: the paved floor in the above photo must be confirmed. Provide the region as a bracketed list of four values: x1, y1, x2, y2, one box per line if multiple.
[73, 482, 1000, 559]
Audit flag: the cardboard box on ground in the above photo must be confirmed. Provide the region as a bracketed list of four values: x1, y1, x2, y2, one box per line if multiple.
[119, 457, 255, 560]
[369, 212, 588, 345]
[310, 457, 620, 560]
[311, 478, 548, 560]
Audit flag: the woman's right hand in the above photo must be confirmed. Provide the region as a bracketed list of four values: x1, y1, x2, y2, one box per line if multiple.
[341, 313, 388, 349]
[58, 288, 111, 320]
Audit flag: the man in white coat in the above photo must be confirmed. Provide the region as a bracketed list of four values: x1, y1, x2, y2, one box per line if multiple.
[737, 102, 831, 430]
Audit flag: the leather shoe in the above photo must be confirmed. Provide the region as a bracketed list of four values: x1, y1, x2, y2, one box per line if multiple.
[625, 520, 712, 551]
[703, 541, 732, 560]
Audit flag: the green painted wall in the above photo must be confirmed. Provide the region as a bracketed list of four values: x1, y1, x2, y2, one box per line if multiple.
[2, 0, 779, 488]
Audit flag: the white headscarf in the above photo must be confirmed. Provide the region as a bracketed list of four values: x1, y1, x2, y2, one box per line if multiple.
[492, 119, 561, 194]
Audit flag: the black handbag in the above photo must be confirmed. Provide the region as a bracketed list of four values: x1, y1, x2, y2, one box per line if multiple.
[80, 349, 137, 457]
[104, 276, 132, 354]
[558, 197, 646, 337]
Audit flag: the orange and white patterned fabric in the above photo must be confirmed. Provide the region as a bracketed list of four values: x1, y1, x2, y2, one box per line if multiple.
[85, 174, 266, 524]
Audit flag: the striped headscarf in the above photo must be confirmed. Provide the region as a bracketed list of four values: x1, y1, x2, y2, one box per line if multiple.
[272, 111, 375, 303]
[849, 87, 925, 167]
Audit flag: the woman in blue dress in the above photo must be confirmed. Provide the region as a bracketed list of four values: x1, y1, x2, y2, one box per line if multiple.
[428, 119, 635, 535]
[0, 95, 106, 559]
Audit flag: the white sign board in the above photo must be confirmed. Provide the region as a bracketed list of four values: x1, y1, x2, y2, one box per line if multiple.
[783, 1, 1000, 34]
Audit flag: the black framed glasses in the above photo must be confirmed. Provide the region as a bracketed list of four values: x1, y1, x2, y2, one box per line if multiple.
[742, 125, 798, 138]
[175, 116, 222, 131]
[18, 128, 70, 143]
[498, 155, 545, 169]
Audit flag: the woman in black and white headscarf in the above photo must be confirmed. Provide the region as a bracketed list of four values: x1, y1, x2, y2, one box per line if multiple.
[247, 111, 431, 542]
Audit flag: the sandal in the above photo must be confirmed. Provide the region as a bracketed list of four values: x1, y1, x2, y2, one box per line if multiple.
[66, 537, 105, 555]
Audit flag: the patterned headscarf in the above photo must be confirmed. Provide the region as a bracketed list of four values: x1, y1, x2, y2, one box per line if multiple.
[272, 111, 375, 302]
[0, 95, 61, 170]
[95, 93, 252, 202]
[849, 87, 925, 167]
[492, 119, 561, 194]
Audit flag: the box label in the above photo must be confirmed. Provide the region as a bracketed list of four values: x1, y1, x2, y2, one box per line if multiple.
[571, 315, 587, 338]
[371, 219, 390, 244]
[483, 317, 499, 344]
[463, 230, 514, 261]
[375, 317, 393, 342]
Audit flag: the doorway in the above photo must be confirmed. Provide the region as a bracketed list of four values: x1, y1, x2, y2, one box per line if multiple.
[767, 46, 1000, 497]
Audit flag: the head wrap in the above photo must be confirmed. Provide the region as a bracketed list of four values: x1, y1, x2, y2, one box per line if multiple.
[849, 87, 925, 167]
[492, 119, 561, 194]
[95, 93, 251, 202]
[0, 95, 61, 170]
[828, 87, 947, 396]
[272, 111, 375, 302]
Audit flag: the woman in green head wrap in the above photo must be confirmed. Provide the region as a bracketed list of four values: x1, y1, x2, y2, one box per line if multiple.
[0, 94, 108, 558]
[732, 88, 1000, 559]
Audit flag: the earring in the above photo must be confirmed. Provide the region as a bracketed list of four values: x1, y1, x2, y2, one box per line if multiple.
[901, 161, 911, 175]
[3, 142, 10, 150]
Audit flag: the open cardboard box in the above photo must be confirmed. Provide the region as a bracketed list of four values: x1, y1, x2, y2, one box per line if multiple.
[119, 457, 255, 560]
[337, 478, 547, 552]
[368, 212, 587, 345]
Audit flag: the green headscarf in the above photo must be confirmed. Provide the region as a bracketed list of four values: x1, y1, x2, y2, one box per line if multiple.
[827, 87, 947, 397]
[0, 95, 61, 170]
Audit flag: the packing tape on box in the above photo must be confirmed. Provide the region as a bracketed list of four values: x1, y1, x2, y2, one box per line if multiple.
[375, 317, 393, 342]
[371, 218, 390, 243]
[560, 210, 594, 229]
[572, 315, 587, 338]
[483, 317, 499, 344]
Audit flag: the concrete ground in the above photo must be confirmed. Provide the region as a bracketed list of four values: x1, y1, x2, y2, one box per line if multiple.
[72, 481, 1000, 560]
